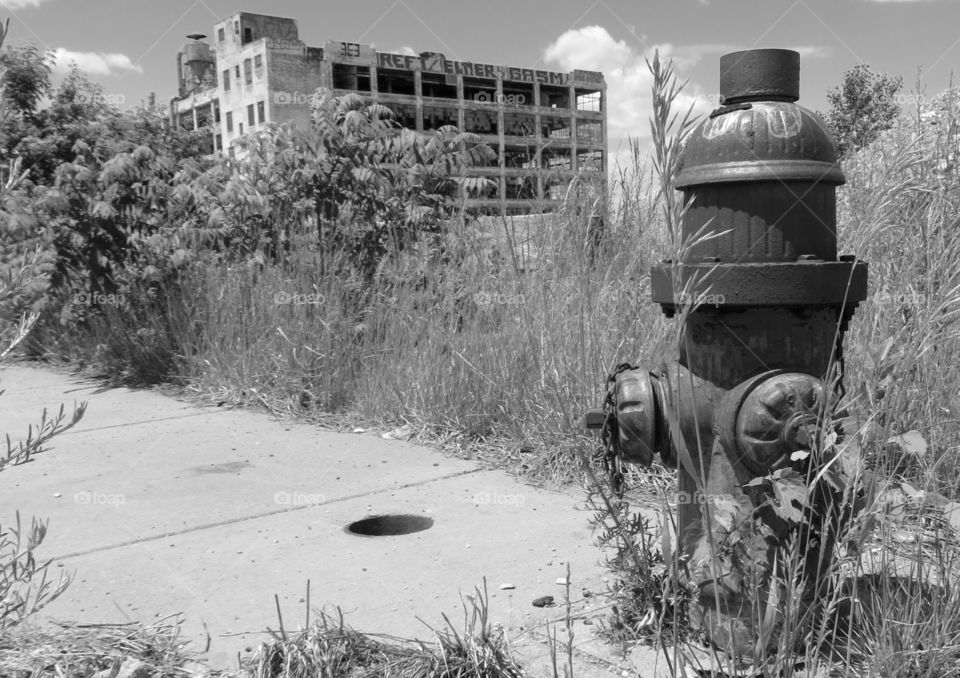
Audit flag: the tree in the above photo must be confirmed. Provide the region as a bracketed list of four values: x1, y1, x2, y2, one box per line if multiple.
[822, 64, 903, 158]
[0, 41, 52, 120]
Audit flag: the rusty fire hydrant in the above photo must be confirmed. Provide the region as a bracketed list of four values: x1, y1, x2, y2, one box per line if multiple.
[586, 49, 868, 659]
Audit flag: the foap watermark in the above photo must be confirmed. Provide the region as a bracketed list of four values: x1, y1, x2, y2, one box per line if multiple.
[274, 91, 322, 106]
[74, 291, 126, 307]
[473, 491, 526, 506]
[875, 288, 925, 307]
[473, 91, 526, 106]
[676, 490, 729, 506]
[473, 291, 525, 307]
[76, 92, 126, 107]
[74, 491, 126, 508]
[678, 291, 725, 307]
[274, 490, 326, 506]
[274, 291, 325, 306]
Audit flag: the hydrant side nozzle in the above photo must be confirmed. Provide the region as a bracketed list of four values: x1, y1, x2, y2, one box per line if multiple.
[716, 371, 826, 476]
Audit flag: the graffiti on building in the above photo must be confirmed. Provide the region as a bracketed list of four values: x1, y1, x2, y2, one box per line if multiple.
[375, 52, 577, 85]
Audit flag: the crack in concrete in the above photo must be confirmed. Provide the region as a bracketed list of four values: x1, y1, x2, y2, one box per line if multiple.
[65, 411, 228, 435]
[52, 468, 483, 561]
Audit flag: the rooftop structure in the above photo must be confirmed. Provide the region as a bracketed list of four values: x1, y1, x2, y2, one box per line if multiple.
[171, 12, 607, 214]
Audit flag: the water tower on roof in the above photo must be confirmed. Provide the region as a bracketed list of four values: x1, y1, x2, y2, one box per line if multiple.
[176, 33, 216, 97]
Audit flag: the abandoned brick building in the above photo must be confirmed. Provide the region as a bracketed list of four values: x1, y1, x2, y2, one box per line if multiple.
[170, 11, 607, 213]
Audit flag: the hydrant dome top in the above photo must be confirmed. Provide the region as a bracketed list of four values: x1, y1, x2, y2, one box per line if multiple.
[676, 49, 844, 188]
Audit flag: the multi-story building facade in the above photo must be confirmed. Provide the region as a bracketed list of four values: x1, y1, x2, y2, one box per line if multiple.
[171, 12, 607, 214]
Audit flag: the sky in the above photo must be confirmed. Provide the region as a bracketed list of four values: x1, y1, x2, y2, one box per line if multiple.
[2, 0, 959, 165]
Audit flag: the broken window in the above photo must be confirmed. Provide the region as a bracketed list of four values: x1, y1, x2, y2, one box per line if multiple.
[257, 100, 265, 124]
[541, 147, 572, 170]
[504, 144, 537, 169]
[423, 104, 458, 131]
[504, 174, 538, 200]
[576, 120, 603, 144]
[254, 54, 263, 80]
[247, 104, 255, 126]
[244, 59, 252, 86]
[222, 69, 230, 91]
[503, 111, 536, 138]
[576, 149, 604, 171]
[226, 111, 233, 133]
[463, 107, 498, 135]
[383, 101, 416, 129]
[543, 176, 568, 200]
[541, 114, 571, 140]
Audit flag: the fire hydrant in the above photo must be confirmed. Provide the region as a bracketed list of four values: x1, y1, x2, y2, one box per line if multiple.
[586, 49, 868, 658]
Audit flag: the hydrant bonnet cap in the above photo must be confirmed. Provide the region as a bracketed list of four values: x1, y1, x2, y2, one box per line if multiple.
[720, 49, 800, 104]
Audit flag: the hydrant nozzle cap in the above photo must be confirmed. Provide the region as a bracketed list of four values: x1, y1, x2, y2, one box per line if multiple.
[720, 49, 800, 104]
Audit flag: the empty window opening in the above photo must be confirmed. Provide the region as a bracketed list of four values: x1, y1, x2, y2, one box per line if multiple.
[376, 68, 415, 96]
[576, 88, 602, 112]
[421, 72, 457, 99]
[332, 64, 371, 91]
[463, 77, 497, 104]
[540, 84, 569, 109]
[501, 80, 534, 107]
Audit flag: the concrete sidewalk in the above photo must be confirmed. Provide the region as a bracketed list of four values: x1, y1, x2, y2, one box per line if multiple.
[0, 363, 668, 675]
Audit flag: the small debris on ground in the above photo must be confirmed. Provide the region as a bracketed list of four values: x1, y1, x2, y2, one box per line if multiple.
[381, 423, 415, 440]
[500, 583, 516, 590]
[532, 595, 554, 608]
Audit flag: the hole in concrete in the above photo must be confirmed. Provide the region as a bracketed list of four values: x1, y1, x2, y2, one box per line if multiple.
[345, 514, 434, 537]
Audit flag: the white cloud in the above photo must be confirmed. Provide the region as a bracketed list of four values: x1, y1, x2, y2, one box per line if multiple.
[790, 45, 832, 59]
[52, 48, 143, 76]
[544, 26, 718, 151]
[0, 0, 53, 9]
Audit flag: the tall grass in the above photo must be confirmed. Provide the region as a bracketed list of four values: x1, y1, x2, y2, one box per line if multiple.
[131, 175, 675, 483]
